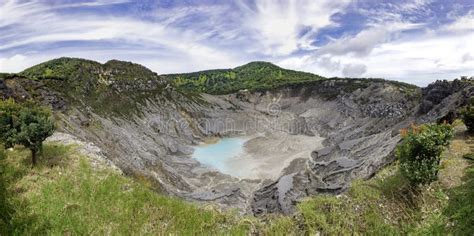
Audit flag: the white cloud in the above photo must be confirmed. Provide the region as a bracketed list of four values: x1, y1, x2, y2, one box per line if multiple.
[356, 0, 433, 24]
[0, 55, 30, 72]
[442, 10, 474, 33]
[318, 22, 423, 57]
[276, 1, 474, 85]
[0, 0, 472, 86]
[342, 63, 367, 77]
[237, 0, 351, 55]
[0, 0, 247, 73]
[278, 29, 474, 85]
[462, 53, 474, 63]
[363, 32, 474, 83]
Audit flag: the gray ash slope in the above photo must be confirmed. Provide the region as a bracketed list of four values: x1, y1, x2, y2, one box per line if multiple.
[1, 58, 473, 214]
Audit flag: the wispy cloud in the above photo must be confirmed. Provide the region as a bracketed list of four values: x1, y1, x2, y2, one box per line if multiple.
[317, 22, 423, 57]
[236, 0, 351, 55]
[0, 0, 247, 73]
[0, 0, 473, 85]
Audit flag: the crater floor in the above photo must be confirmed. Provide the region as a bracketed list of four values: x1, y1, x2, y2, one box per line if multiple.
[191, 133, 325, 180]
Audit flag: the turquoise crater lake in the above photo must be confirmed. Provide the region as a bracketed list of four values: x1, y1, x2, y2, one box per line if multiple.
[191, 134, 325, 180]
[191, 137, 248, 177]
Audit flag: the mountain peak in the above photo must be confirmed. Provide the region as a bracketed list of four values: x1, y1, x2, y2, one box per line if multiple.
[234, 61, 281, 70]
[20, 57, 102, 80]
[20, 57, 158, 82]
[166, 60, 325, 94]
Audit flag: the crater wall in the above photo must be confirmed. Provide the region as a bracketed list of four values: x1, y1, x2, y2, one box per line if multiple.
[2, 75, 473, 214]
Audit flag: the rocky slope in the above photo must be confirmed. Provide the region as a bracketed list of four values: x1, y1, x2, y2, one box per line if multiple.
[1, 58, 473, 214]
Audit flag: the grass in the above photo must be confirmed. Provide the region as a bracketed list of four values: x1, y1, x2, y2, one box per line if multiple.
[0, 143, 251, 235]
[442, 164, 474, 234]
[295, 178, 399, 235]
[265, 124, 474, 235]
[1, 124, 473, 235]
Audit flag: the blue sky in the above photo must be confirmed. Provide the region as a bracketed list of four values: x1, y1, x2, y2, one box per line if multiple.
[0, 0, 473, 85]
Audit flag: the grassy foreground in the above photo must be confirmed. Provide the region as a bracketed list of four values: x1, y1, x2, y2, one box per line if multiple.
[0, 125, 473, 235]
[0, 144, 251, 235]
[291, 124, 473, 235]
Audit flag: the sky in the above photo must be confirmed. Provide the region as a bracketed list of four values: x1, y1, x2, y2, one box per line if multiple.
[0, 0, 473, 86]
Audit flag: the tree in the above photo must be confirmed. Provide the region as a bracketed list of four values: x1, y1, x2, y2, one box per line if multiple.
[0, 99, 22, 148]
[397, 123, 453, 186]
[0, 99, 55, 166]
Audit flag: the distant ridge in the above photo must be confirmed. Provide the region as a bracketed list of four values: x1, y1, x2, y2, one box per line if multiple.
[163, 61, 326, 94]
[5, 57, 421, 96]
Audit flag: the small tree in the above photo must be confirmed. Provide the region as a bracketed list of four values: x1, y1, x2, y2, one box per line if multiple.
[397, 123, 453, 186]
[0, 99, 55, 166]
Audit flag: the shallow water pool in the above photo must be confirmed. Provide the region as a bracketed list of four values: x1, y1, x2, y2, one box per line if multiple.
[191, 137, 247, 177]
[192, 134, 325, 180]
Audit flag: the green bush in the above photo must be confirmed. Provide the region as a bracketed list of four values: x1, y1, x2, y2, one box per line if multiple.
[0, 99, 23, 148]
[460, 98, 474, 133]
[397, 123, 453, 186]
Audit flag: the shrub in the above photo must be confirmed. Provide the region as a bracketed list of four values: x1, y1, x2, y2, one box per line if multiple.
[397, 123, 453, 186]
[0, 99, 55, 166]
[0, 99, 23, 148]
[460, 98, 474, 133]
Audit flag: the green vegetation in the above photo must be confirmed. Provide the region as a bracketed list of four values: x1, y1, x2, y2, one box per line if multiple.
[0, 148, 13, 235]
[13, 58, 419, 117]
[443, 158, 474, 234]
[20, 57, 159, 82]
[0, 124, 472, 235]
[461, 98, 474, 133]
[283, 124, 472, 235]
[0, 99, 55, 166]
[0, 99, 20, 148]
[0, 143, 251, 235]
[20, 57, 101, 81]
[17, 57, 175, 116]
[166, 61, 419, 97]
[0, 73, 13, 80]
[0, 57, 470, 234]
[296, 180, 398, 235]
[165, 61, 325, 94]
[398, 123, 453, 185]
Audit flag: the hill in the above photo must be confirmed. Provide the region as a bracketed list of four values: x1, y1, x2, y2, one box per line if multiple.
[20, 57, 161, 82]
[16, 58, 174, 116]
[164, 61, 325, 94]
